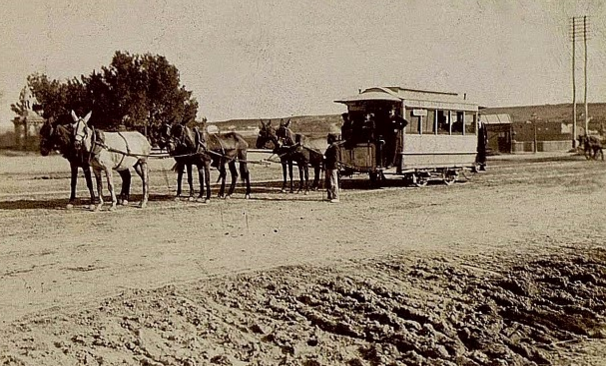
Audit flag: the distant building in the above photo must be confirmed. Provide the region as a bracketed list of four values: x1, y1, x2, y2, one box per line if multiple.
[12, 86, 45, 151]
[480, 113, 574, 153]
[479, 113, 512, 154]
[481, 103, 606, 151]
[13, 110, 45, 151]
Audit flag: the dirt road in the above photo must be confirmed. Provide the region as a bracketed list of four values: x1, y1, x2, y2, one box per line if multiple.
[0, 152, 605, 365]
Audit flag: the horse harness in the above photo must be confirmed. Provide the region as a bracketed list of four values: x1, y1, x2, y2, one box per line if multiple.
[90, 127, 132, 170]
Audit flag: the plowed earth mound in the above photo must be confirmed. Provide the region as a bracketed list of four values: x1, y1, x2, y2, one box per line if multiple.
[2, 247, 605, 366]
[2, 153, 606, 365]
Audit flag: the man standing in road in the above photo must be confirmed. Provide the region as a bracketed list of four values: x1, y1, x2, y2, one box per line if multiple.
[388, 106, 408, 168]
[324, 133, 340, 203]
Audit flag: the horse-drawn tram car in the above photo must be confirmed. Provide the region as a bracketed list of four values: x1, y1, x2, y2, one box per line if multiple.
[335, 86, 481, 186]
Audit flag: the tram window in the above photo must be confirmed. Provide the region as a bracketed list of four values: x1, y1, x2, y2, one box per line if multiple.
[465, 112, 477, 134]
[452, 111, 464, 135]
[437, 110, 450, 135]
[405, 110, 420, 134]
[423, 110, 436, 134]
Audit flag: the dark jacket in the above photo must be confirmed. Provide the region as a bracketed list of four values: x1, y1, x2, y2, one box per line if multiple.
[324, 143, 340, 170]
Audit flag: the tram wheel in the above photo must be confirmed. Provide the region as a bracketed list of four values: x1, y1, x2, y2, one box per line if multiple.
[369, 171, 382, 188]
[443, 171, 458, 186]
[413, 174, 428, 187]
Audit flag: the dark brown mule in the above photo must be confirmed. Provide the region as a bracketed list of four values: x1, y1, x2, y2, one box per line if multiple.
[202, 122, 252, 198]
[275, 120, 323, 193]
[256, 120, 298, 193]
[162, 122, 251, 199]
[156, 122, 212, 202]
[39, 116, 131, 209]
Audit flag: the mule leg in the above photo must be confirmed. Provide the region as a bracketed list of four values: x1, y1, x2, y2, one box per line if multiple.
[281, 161, 288, 193]
[204, 162, 212, 202]
[67, 161, 79, 209]
[93, 168, 104, 211]
[117, 169, 131, 205]
[104, 167, 118, 211]
[133, 161, 149, 208]
[175, 160, 184, 199]
[288, 160, 294, 193]
[186, 162, 195, 201]
[239, 162, 251, 199]
[140, 161, 149, 208]
[82, 164, 97, 208]
[296, 162, 304, 193]
[303, 164, 310, 194]
[227, 161, 238, 197]
[195, 160, 206, 202]
[218, 162, 227, 198]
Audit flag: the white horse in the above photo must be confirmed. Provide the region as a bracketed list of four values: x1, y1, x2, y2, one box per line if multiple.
[71, 111, 151, 210]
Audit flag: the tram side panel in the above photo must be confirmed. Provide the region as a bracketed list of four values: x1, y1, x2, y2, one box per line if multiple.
[400, 134, 477, 170]
[340, 143, 376, 172]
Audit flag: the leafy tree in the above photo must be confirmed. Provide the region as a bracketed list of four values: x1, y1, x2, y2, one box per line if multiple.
[24, 73, 87, 120]
[18, 51, 198, 134]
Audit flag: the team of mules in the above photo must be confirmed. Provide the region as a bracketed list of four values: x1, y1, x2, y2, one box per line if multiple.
[153, 121, 251, 201]
[256, 119, 323, 193]
[39, 114, 133, 209]
[40, 111, 259, 210]
[155, 122, 213, 202]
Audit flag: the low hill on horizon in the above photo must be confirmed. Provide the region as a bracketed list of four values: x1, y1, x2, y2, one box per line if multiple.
[209, 114, 343, 146]
[482, 102, 606, 125]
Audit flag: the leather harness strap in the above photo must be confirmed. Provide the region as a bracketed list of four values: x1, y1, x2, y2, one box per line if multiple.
[89, 128, 131, 170]
[115, 131, 130, 170]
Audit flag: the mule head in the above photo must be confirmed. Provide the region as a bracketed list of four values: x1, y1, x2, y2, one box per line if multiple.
[166, 123, 194, 154]
[39, 119, 55, 156]
[256, 120, 278, 149]
[152, 122, 173, 150]
[71, 110, 92, 151]
[276, 122, 295, 146]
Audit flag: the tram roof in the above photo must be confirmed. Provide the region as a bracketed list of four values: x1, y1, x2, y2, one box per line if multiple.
[336, 86, 479, 111]
[334, 91, 402, 103]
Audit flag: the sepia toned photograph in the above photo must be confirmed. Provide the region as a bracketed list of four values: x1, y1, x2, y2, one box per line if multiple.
[1, 1, 606, 365]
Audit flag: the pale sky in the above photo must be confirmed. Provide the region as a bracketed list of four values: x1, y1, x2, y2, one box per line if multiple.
[1, 0, 605, 126]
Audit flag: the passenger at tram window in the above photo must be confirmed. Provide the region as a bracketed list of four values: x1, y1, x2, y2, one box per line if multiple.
[349, 114, 363, 144]
[424, 110, 436, 134]
[451, 111, 464, 135]
[389, 107, 408, 132]
[465, 111, 477, 134]
[437, 110, 450, 135]
[362, 113, 376, 141]
[341, 113, 353, 143]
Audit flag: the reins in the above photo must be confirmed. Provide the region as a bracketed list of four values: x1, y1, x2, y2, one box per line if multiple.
[91, 138, 270, 166]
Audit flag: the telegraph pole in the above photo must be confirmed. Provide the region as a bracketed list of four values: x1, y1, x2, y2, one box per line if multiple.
[583, 16, 590, 137]
[570, 16, 591, 148]
[570, 18, 577, 149]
